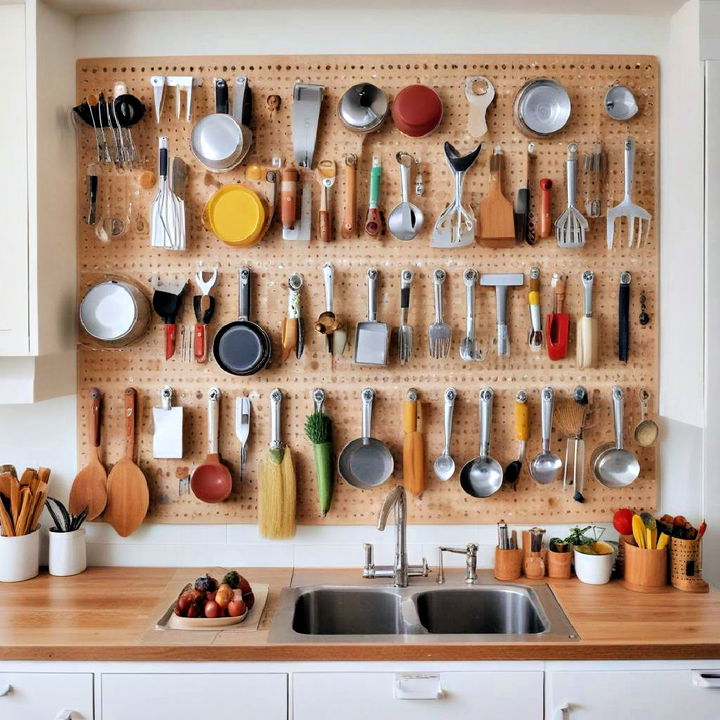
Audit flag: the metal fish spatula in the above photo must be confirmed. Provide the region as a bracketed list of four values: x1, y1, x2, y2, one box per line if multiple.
[607, 137, 651, 249]
[428, 269, 451, 359]
[398, 269, 414, 365]
[555, 143, 588, 248]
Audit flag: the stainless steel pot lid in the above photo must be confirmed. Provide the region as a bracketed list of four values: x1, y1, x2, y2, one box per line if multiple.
[191, 114, 243, 163]
[338, 83, 388, 133]
[515, 78, 571, 136]
[80, 281, 139, 340]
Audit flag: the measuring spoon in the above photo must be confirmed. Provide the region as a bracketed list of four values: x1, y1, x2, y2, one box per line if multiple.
[388, 152, 424, 241]
[634, 389, 659, 447]
[433, 388, 456, 481]
[460, 387, 503, 498]
[530, 386, 563, 484]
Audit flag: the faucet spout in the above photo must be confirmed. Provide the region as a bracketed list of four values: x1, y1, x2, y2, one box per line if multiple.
[377, 485, 404, 531]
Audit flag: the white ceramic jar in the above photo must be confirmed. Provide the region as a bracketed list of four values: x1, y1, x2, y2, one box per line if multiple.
[0, 527, 40, 582]
[48, 527, 87, 577]
[573, 546, 616, 585]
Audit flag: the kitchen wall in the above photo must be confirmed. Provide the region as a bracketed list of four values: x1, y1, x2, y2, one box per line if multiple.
[0, 1, 709, 574]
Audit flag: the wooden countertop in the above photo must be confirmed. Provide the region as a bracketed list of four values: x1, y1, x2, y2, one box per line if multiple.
[0, 567, 719, 662]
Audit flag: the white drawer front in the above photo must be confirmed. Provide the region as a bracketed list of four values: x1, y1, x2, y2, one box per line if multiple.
[293, 670, 543, 720]
[0, 672, 93, 720]
[546, 669, 720, 719]
[101, 672, 286, 720]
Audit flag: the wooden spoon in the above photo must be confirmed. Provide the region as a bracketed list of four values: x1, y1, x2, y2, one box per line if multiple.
[104, 388, 149, 537]
[69, 387, 108, 520]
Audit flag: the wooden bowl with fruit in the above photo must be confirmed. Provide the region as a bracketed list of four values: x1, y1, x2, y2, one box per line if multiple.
[170, 571, 256, 629]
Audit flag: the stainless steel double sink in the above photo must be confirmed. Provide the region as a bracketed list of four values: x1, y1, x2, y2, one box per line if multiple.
[269, 582, 578, 644]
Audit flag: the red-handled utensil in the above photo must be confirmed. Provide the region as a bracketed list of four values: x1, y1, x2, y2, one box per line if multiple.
[193, 266, 218, 364]
[151, 275, 187, 360]
[546, 272, 569, 360]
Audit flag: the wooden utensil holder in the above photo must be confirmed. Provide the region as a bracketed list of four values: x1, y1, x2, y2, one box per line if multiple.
[670, 537, 709, 593]
[546, 549, 572, 579]
[523, 552, 546, 579]
[616, 534, 635, 577]
[622, 540, 669, 593]
[494, 547, 523, 581]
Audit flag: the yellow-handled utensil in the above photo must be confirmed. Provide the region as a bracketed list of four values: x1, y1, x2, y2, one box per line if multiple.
[656, 533, 670, 550]
[632, 513, 646, 549]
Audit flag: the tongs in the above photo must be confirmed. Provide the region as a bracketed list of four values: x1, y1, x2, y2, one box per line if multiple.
[432, 142, 482, 249]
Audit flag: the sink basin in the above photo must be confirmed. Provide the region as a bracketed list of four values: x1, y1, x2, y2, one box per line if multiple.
[292, 588, 406, 635]
[415, 587, 546, 634]
[269, 580, 578, 644]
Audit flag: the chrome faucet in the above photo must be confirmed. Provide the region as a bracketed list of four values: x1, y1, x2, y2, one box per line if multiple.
[363, 486, 429, 587]
[436, 544, 478, 585]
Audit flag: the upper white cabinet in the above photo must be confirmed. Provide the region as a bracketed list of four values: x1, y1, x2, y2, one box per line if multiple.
[0, 2, 76, 403]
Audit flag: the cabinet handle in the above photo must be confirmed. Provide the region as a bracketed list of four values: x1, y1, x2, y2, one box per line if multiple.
[0, 683, 11, 697]
[394, 673, 443, 700]
[692, 670, 720, 688]
[557, 705, 570, 720]
[54, 710, 77, 720]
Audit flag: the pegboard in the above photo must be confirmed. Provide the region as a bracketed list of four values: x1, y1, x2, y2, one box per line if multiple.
[76, 54, 659, 526]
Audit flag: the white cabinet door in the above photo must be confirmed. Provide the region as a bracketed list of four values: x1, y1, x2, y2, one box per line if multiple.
[293, 671, 543, 720]
[546, 668, 720, 719]
[0, 672, 93, 719]
[0, 4, 29, 356]
[101, 673, 287, 719]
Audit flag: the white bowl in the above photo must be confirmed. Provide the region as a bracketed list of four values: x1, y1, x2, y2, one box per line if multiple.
[573, 546, 616, 585]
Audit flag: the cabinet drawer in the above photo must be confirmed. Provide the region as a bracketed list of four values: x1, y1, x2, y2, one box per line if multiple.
[0, 672, 93, 720]
[101, 672, 286, 720]
[546, 669, 720, 718]
[293, 671, 543, 720]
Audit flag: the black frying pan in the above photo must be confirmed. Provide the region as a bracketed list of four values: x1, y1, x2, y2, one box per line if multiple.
[213, 267, 271, 375]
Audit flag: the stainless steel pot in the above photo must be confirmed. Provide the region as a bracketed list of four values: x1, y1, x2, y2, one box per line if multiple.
[190, 76, 252, 172]
[79, 278, 150, 347]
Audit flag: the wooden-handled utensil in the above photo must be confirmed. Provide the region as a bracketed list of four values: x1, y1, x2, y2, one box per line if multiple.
[280, 273, 304, 361]
[70, 387, 108, 520]
[104, 388, 149, 537]
[341, 153, 358, 238]
[503, 390, 528, 488]
[539, 178, 552, 238]
[576, 270, 600, 369]
[479, 146, 516, 247]
[403, 389, 425, 497]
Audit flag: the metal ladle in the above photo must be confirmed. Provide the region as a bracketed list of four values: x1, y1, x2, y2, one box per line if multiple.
[388, 152, 424, 241]
[633, 389, 659, 447]
[594, 386, 640, 488]
[433, 388, 456, 481]
[460, 387, 503, 498]
[530, 386, 563, 485]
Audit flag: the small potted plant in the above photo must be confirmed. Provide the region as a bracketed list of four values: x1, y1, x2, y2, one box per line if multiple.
[570, 525, 617, 585]
[46, 498, 88, 577]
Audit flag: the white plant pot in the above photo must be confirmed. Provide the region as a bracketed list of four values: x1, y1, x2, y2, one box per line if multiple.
[573, 547, 616, 585]
[0, 527, 40, 582]
[48, 527, 87, 577]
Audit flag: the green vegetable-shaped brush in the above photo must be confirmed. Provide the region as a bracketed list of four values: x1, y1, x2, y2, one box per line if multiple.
[305, 388, 334, 517]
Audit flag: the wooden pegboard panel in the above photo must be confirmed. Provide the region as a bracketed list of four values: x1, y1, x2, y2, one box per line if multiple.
[76, 54, 658, 525]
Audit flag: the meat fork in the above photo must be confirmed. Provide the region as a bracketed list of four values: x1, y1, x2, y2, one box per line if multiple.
[607, 137, 652, 249]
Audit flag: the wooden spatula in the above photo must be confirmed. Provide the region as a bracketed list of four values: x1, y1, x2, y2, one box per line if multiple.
[70, 388, 108, 520]
[104, 388, 149, 537]
[479, 146, 516, 248]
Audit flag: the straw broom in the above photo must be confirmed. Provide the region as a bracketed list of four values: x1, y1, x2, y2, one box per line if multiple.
[258, 389, 296, 539]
